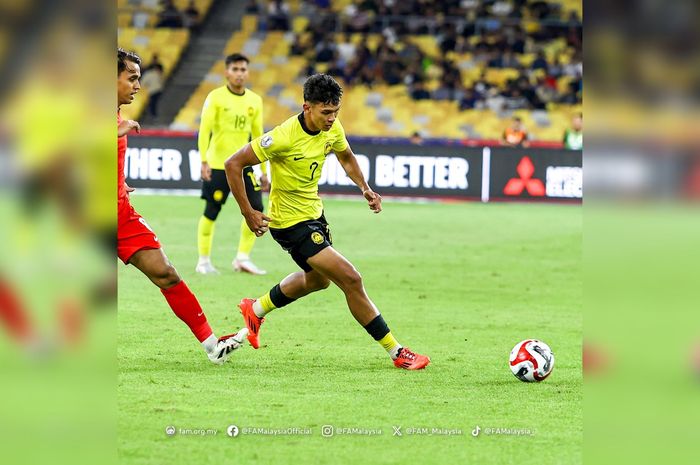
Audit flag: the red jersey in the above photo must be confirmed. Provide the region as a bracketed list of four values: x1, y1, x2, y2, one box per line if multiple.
[118, 110, 128, 200]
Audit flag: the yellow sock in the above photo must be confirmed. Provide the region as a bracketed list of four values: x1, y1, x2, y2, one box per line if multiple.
[378, 332, 402, 359]
[237, 217, 257, 258]
[197, 216, 215, 257]
[258, 292, 276, 313]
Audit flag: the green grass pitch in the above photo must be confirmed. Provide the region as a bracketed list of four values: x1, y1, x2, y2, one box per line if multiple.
[118, 195, 581, 465]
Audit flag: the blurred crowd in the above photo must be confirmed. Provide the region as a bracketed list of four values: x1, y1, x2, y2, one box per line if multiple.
[123, 0, 202, 30]
[254, 0, 582, 112]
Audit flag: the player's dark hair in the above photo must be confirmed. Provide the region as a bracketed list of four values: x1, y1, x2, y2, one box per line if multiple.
[303, 74, 343, 105]
[225, 53, 249, 66]
[118, 48, 141, 74]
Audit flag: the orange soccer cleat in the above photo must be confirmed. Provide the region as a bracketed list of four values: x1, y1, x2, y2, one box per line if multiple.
[393, 347, 431, 370]
[238, 298, 264, 349]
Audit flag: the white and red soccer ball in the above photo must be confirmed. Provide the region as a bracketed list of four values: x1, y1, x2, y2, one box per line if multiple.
[509, 339, 555, 382]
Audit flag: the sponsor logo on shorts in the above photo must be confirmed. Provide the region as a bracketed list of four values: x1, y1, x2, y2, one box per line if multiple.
[311, 232, 324, 245]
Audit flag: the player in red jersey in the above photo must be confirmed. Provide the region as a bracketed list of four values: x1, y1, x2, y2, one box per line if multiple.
[117, 48, 247, 364]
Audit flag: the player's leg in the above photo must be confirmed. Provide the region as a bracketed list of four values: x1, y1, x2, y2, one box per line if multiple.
[248, 269, 330, 319]
[307, 247, 430, 370]
[196, 200, 221, 274]
[239, 269, 329, 349]
[306, 247, 377, 325]
[196, 170, 227, 274]
[128, 248, 245, 364]
[0, 277, 37, 347]
[233, 166, 266, 275]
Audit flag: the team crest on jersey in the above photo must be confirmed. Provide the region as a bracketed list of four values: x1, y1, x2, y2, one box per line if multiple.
[261, 134, 273, 148]
[248, 107, 254, 117]
[324, 141, 332, 155]
[311, 232, 324, 245]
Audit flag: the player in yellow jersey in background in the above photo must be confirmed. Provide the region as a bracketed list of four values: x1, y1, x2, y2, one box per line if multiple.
[224, 74, 430, 370]
[196, 53, 269, 275]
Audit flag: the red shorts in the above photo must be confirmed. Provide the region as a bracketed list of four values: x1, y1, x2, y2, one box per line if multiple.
[117, 197, 161, 264]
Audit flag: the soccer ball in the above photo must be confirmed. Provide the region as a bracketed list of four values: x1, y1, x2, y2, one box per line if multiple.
[509, 339, 555, 382]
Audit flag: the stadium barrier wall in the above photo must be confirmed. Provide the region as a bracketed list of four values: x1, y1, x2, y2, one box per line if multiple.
[125, 132, 582, 203]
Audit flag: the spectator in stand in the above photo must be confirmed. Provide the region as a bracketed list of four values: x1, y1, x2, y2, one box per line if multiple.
[410, 81, 431, 100]
[439, 25, 458, 55]
[531, 50, 549, 71]
[357, 62, 378, 88]
[398, 38, 423, 67]
[433, 79, 457, 101]
[156, 1, 183, 28]
[547, 54, 565, 78]
[311, 0, 330, 9]
[267, 0, 291, 31]
[563, 113, 583, 150]
[402, 62, 424, 87]
[290, 33, 306, 56]
[534, 75, 557, 105]
[560, 77, 582, 104]
[504, 88, 529, 110]
[380, 54, 403, 86]
[484, 87, 505, 112]
[140, 63, 164, 117]
[459, 88, 480, 110]
[144, 53, 164, 73]
[409, 131, 424, 145]
[245, 0, 260, 13]
[502, 116, 530, 147]
[183, 0, 201, 30]
[489, 49, 520, 68]
[298, 61, 317, 79]
[336, 33, 356, 67]
[283, 0, 582, 115]
[315, 35, 336, 63]
[326, 56, 346, 80]
[473, 71, 492, 98]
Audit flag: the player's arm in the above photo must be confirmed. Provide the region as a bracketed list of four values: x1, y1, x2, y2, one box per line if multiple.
[251, 99, 270, 189]
[118, 119, 140, 137]
[335, 145, 382, 214]
[521, 131, 530, 148]
[224, 144, 271, 236]
[198, 96, 215, 181]
[501, 130, 511, 147]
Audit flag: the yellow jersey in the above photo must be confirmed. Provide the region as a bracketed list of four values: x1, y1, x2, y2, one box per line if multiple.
[251, 113, 348, 229]
[198, 86, 263, 169]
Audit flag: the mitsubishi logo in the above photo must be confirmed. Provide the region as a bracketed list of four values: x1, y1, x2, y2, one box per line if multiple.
[504, 156, 545, 196]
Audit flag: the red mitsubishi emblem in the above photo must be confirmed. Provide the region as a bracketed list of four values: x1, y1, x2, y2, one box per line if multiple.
[503, 156, 545, 196]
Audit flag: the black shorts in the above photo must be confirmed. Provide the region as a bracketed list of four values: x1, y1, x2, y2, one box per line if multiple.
[270, 214, 332, 272]
[201, 167, 263, 212]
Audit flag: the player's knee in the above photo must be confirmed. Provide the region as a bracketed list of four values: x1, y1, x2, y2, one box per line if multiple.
[307, 275, 331, 291]
[154, 264, 181, 289]
[203, 201, 221, 221]
[341, 269, 363, 290]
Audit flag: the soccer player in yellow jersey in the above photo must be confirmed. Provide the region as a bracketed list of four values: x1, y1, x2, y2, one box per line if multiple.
[196, 53, 269, 275]
[224, 74, 430, 370]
